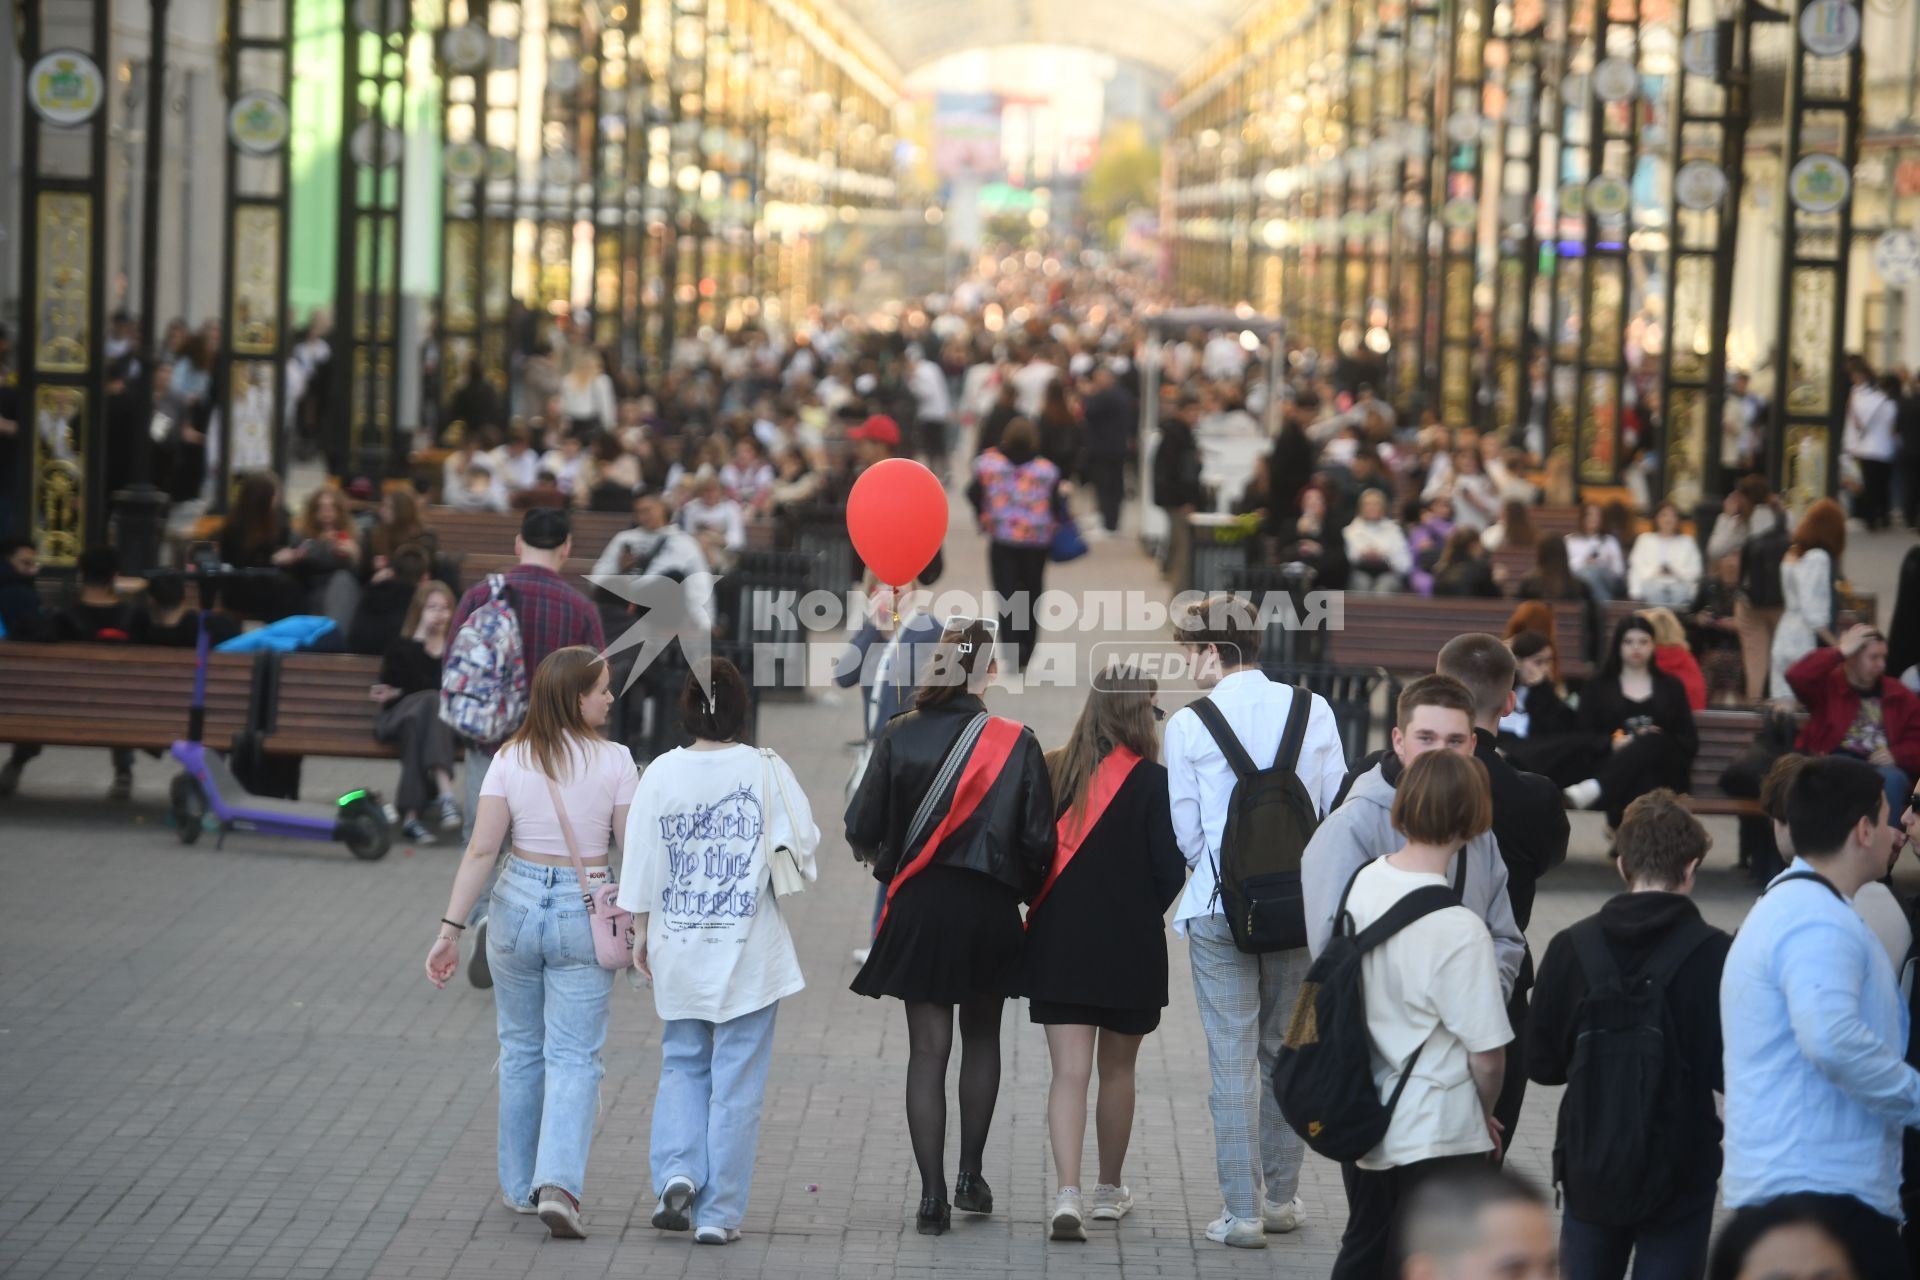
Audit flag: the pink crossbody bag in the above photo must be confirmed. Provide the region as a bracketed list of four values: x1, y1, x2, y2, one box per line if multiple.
[543, 773, 636, 971]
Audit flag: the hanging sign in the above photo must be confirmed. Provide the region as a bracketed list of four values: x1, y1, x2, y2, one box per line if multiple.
[28, 50, 104, 126]
[1789, 153, 1852, 213]
[443, 24, 490, 73]
[444, 142, 486, 182]
[1874, 230, 1920, 286]
[1675, 160, 1728, 210]
[227, 91, 291, 156]
[1442, 197, 1480, 229]
[1799, 0, 1863, 56]
[1593, 57, 1640, 102]
[1586, 174, 1632, 219]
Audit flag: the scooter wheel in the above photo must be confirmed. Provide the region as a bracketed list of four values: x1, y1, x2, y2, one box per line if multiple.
[171, 774, 206, 845]
[340, 795, 392, 861]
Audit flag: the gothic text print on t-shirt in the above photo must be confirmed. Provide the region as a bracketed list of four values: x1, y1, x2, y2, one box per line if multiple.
[659, 783, 764, 932]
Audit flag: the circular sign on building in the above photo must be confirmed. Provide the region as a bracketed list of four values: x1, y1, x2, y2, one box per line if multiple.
[1799, 0, 1863, 55]
[29, 49, 104, 126]
[1674, 160, 1728, 210]
[350, 120, 405, 170]
[1593, 56, 1641, 102]
[442, 24, 491, 73]
[541, 153, 577, 186]
[444, 141, 486, 182]
[1874, 230, 1920, 286]
[548, 59, 582, 94]
[1586, 174, 1632, 219]
[1789, 153, 1852, 213]
[1442, 197, 1479, 229]
[228, 91, 290, 156]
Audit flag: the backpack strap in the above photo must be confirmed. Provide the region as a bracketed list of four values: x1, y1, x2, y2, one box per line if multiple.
[1452, 845, 1468, 900]
[1640, 918, 1720, 992]
[1189, 696, 1260, 779]
[1766, 868, 1848, 903]
[1276, 683, 1314, 773]
[1568, 917, 1621, 989]
[1350, 884, 1461, 953]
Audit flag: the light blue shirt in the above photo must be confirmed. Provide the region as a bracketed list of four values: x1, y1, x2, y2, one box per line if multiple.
[1720, 859, 1920, 1219]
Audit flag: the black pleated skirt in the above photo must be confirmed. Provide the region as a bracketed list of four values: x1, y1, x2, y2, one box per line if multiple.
[850, 865, 1023, 1005]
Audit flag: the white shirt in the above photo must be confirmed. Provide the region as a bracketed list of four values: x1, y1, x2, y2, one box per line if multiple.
[1203, 333, 1250, 382]
[491, 446, 541, 492]
[1846, 385, 1898, 462]
[618, 745, 819, 1023]
[1011, 359, 1059, 417]
[480, 738, 638, 858]
[907, 360, 953, 421]
[1345, 858, 1512, 1170]
[1565, 532, 1626, 581]
[679, 497, 747, 551]
[1628, 531, 1704, 599]
[1165, 670, 1348, 936]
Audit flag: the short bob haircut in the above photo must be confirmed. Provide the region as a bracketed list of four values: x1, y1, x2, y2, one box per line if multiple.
[1391, 749, 1493, 846]
[680, 656, 751, 743]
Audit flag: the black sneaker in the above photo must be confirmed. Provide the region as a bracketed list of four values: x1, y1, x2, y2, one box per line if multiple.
[401, 818, 435, 844]
[108, 770, 132, 802]
[954, 1172, 992, 1215]
[467, 919, 493, 989]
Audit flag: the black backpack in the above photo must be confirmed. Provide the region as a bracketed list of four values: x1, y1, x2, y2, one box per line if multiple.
[1273, 861, 1463, 1161]
[1739, 522, 1790, 610]
[1191, 686, 1322, 953]
[1553, 915, 1719, 1226]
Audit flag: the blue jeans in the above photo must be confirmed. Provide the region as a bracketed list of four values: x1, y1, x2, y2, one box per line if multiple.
[489, 858, 615, 1205]
[1560, 1206, 1714, 1280]
[651, 1001, 780, 1231]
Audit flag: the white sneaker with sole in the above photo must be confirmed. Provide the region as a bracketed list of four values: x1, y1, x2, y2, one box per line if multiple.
[1206, 1213, 1268, 1249]
[851, 947, 871, 964]
[1262, 1195, 1306, 1233]
[501, 1193, 537, 1215]
[1089, 1184, 1134, 1221]
[694, 1226, 740, 1245]
[651, 1175, 695, 1232]
[535, 1185, 585, 1239]
[1050, 1188, 1087, 1242]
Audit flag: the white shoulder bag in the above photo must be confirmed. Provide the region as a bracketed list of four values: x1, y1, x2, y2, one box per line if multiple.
[760, 748, 810, 898]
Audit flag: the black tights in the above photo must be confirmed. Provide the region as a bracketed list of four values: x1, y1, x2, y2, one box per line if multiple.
[904, 997, 1004, 1200]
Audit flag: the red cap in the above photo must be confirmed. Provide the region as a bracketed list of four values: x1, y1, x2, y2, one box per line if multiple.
[849, 414, 901, 445]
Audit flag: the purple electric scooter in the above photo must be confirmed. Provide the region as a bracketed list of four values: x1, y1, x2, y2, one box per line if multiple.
[168, 610, 391, 859]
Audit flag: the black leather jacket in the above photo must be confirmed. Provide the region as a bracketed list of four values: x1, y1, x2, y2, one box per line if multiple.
[844, 694, 1056, 899]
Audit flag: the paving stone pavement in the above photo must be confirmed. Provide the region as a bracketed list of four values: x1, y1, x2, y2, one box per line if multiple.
[4, 509, 1918, 1280]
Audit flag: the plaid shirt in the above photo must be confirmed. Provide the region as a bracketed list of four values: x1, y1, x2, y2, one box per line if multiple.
[449, 564, 605, 683]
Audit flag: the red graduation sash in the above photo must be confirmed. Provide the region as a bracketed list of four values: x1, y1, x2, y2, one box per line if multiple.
[876, 715, 1025, 936]
[1027, 745, 1139, 918]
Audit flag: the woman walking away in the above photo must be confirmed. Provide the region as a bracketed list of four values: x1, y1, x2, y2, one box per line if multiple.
[969, 418, 1061, 672]
[1021, 665, 1185, 1241]
[620, 659, 819, 1246]
[424, 647, 637, 1239]
[370, 580, 461, 842]
[1769, 497, 1846, 699]
[847, 618, 1056, 1235]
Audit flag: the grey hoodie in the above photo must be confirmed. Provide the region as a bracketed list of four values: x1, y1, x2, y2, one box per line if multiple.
[1300, 761, 1525, 996]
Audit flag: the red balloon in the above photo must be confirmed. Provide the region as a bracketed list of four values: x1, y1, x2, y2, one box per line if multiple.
[846, 459, 949, 587]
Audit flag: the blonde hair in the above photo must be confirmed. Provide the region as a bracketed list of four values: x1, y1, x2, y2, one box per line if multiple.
[502, 646, 608, 781]
[1636, 606, 1687, 649]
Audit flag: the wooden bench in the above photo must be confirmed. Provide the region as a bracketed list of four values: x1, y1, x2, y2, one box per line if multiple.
[424, 507, 632, 567]
[260, 653, 398, 760]
[1683, 709, 1767, 816]
[1324, 595, 1598, 683]
[0, 642, 255, 751]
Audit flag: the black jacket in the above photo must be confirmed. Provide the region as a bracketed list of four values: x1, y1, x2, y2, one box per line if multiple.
[1154, 419, 1204, 511]
[1433, 558, 1502, 598]
[1578, 670, 1699, 769]
[1527, 891, 1732, 1219]
[1330, 732, 1568, 935]
[845, 694, 1056, 900]
[1019, 759, 1185, 1010]
[1081, 386, 1137, 459]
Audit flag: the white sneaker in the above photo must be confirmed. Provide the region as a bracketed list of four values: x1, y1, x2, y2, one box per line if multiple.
[1089, 1183, 1134, 1221]
[1262, 1195, 1306, 1233]
[535, 1185, 586, 1239]
[1050, 1188, 1087, 1242]
[851, 947, 871, 964]
[501, 1192, 537, 1215]
[1206, 1213, 1268, 1249]
[651, 1175, 695, 1232]
[1563, 779, 1603, 810]
[694, 1225, 740, 1245]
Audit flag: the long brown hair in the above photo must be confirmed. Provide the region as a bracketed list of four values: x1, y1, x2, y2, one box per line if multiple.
[1529, 534, 1578, 599]
[1498, 499, 1538, 548]
[372, 487, 426, 559]
[400, 579, 455, 642]
[502, 646, 607, 781]
[914, 618, 996, 709]
[1046, 664, 1160, 821]
[227, 471, 281, 556]
[304, 487, 350, 538]
[1436, 526, 1483, 571]
[1791, 497, 1846, 570]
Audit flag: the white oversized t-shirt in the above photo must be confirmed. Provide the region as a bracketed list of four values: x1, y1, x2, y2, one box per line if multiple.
[1343, 858, 1513, 1170]
[617, 745, 820, 1023]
